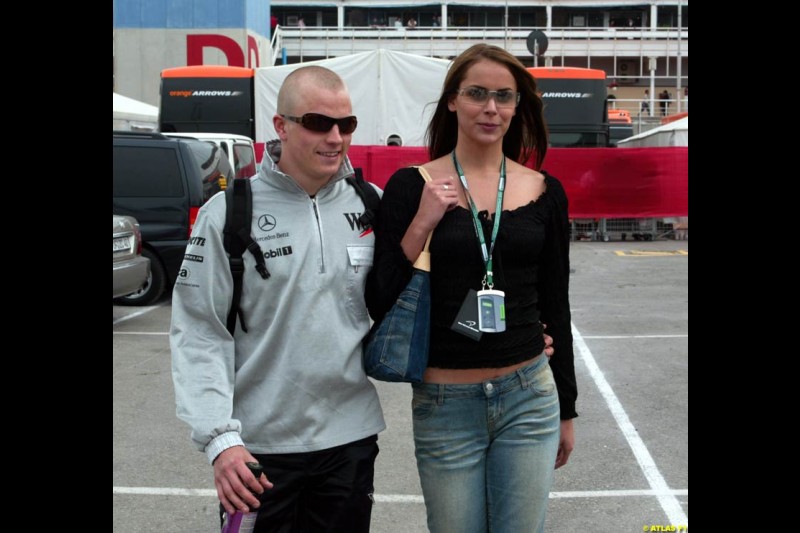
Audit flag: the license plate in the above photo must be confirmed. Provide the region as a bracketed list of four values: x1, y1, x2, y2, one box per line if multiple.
[114, 236, 132, 253]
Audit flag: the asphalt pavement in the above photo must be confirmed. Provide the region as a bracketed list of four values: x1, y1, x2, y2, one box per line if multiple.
[113, 239, 688, 532]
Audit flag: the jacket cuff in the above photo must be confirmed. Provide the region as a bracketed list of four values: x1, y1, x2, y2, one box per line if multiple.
[205, 432, 244, 465]
[560, 402, 578, 420]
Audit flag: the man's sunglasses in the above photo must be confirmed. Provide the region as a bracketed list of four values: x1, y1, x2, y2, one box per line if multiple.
[281, 113, 358, 134]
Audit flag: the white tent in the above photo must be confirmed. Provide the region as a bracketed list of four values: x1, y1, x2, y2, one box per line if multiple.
[113, 92, 159, 131]
[255, 50, 451, 146]
[616, 116, 688, 147]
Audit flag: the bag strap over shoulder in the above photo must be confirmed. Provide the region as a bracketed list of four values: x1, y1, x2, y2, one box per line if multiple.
[345, 167, 380, 231]
[223, 178, 270, 335]
[221, 169, 377, 336]
[411, 166, 434, 272]
[415, 166, 434, 183]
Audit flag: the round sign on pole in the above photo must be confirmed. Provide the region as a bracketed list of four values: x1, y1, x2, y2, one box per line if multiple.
[526, 30, 549, 56]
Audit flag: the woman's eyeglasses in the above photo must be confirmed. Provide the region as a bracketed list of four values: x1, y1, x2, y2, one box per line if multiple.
[281, 113, 358, 134]
[456, 86, 520, 108]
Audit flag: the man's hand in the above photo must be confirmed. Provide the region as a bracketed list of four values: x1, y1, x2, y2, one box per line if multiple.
[213, 446, 273, 515]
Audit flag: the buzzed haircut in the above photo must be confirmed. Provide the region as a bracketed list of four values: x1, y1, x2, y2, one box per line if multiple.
[278, 66, 347, 115]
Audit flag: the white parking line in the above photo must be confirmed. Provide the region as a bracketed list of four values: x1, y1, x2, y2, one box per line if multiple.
[115, 486, 216, 497]
[550, 489, 687, 498]
[582, 334, 687, 339]
[113, 305, 161, 326]
[114, 487, 425, 502]
[113, 486, 687, 502]
[113, 331, 169, 335]
[572, 322, 688, 526]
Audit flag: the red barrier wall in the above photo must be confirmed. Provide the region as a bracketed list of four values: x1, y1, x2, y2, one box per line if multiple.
[348, 146, 688, 218]
[255, 144, 688, 219]
[536, 147, 688, 218]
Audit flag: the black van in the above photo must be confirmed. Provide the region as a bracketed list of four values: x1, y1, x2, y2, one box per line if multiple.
[113, 131, 231, 305]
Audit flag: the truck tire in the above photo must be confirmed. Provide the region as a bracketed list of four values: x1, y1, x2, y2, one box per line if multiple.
[114, 248, 166, 306]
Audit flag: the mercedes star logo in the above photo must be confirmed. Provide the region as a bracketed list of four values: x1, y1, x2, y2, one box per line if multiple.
[258, 214, 277, 232]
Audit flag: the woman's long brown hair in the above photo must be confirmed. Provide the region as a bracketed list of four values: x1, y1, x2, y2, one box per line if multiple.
[425, 43, 548, 170]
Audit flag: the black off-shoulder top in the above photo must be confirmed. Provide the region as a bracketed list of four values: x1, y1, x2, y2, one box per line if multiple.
[366, 166, 577, 419]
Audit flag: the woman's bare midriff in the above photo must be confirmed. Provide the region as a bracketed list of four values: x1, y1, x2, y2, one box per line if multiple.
[423, 355, 544, 384]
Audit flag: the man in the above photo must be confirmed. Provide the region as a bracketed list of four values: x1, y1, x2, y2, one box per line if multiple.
[171, 66, 386, 532]
[659, 89, 670, 116]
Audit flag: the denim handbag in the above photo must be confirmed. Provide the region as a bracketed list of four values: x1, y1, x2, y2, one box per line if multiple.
[363, 167, 434, 383]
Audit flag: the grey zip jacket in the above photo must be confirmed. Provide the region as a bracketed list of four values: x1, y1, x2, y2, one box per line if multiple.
[171, 142, 386, 464]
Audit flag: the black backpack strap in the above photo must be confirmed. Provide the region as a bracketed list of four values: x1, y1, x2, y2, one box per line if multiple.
[346, 168, 381, 230]
[223, 179, 269, 336]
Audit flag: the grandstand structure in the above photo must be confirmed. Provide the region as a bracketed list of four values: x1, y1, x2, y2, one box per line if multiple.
[269, 0, 687, 117]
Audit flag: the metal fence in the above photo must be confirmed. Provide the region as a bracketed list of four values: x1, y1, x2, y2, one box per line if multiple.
[570, 217, 688, 242]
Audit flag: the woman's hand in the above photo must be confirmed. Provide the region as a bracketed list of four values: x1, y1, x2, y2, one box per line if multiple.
[414, 176, 459, 233]
[555, 419, 575, 469]
[401, 175, 459, 262]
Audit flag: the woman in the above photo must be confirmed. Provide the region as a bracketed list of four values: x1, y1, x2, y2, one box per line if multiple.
[366, 44, 577, 532]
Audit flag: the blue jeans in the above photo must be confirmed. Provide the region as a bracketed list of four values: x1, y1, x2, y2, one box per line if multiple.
[411, 354, 560, 533]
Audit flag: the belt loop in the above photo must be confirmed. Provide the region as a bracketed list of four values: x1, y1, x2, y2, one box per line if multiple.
[516, 368, 529, 389]
[437, 384, 445, 405]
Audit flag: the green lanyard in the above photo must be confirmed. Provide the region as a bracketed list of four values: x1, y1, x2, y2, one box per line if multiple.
[451, 151, 506, 289]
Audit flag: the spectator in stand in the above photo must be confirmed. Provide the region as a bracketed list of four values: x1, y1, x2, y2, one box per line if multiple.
[406, 17, 418, 29]
[432, 15, 441, 27]
[297, 17, 306, 28]
[625, 18, 636, 39]
[659, 89, 670, 116]
[270, 15, 278, 34]
[641, 89, 650, 116]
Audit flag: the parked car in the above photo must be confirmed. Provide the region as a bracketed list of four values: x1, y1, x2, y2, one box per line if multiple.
[162, 132, 257, 182]
[113, 214, 150, 299]
[113, 131, 231, 305]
